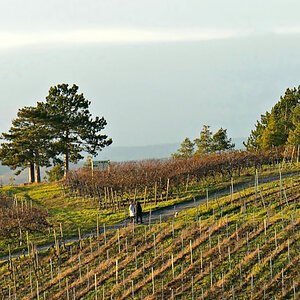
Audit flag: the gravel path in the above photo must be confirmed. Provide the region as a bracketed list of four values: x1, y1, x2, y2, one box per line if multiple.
[0, 170, 298, 262]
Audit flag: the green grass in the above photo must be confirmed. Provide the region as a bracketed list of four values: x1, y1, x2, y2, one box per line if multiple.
[0, 183, 125, 256]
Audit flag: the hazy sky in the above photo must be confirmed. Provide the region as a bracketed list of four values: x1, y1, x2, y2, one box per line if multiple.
[1, 0, 300, 146]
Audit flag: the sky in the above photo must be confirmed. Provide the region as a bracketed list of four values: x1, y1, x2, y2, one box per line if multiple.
[1, 0, 300, 147]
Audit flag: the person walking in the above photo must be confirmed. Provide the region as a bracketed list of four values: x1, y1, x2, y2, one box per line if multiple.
[136, 201, 143, 224]
[129, 201, 135, 223]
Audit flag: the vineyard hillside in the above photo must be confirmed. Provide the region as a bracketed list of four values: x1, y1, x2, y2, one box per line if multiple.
[0, 170, 299, 299]
[0, 154, 298, 257]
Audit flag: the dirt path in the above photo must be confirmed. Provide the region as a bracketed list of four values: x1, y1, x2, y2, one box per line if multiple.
[0, 170, 298, 262]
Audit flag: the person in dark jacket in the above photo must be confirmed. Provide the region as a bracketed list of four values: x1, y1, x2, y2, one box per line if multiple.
[136, 201, 143, 224]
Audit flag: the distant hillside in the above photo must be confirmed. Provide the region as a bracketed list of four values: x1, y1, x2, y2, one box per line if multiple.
[98, 142, 179, 161]
[97, 138, 245, 162]
[0, 166, 47, 186]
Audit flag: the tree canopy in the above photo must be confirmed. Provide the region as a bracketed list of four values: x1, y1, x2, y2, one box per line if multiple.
[0, 84, 112, 182]
[173, 125, 235, 158]
[172, 138, 195, 158]
[194, 125, 213, 155]
[244, 86, 300, 150]
[41, 83, 112, 178]
[287, 105, 300, 145]
[0, 106, 53, 183]
[211, 128, 235, 152]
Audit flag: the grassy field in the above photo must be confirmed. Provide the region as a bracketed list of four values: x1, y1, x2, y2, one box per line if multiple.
[0, 183, 125, 257]
[0, 170, 299, 299]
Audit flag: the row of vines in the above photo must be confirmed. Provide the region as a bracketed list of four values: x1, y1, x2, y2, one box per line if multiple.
[0, 193, 48, 238]
[0, 173, 299, 299]
[64, 148, 298, 210]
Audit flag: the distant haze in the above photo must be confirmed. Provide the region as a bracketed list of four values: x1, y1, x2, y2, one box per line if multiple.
[1, 1, 300, 183]
[1, 1, 300, 147]
[1, 35, 300, 148]
[99, 137, 245, 161]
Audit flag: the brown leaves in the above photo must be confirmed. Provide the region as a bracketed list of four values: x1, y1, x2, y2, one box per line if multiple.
[0, 195, 49, 237]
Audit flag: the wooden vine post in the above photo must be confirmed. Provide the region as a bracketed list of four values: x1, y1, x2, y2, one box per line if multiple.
[166, 178, 170, 201]
[190, 240, 193, 264]
[96, 215, 99, 240]
[131, 280, 135, 299]
[206, 189, 209, 210]
[151, 267, 155, 294]
[231, 177, 234, 205]
[154, 182, 158, 204]
[143, 186, 147, 206]
[171, 253, 174, 279]
[94, 274, 98, 300]
[115, 259, 118, 284]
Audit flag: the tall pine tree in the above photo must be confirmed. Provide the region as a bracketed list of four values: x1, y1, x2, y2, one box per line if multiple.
[194, 125, 213, 155]
[211, 128, 235, 152]
[41, 83, 112, 178]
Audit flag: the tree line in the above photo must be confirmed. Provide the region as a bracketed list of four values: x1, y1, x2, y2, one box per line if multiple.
[173, 125, 235, 158]
[244, 86, 300, 150]
[0, 84, 112, 183]
[175, 85, 300, 158]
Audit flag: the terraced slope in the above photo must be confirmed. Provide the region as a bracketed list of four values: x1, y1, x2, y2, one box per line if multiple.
[0, 174, 299, 299]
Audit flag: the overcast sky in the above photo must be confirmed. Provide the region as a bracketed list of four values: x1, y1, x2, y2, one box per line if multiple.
[1, 0, 300, 147]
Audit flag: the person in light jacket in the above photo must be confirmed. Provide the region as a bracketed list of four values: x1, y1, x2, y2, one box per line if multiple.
[129, 201, 135, 223]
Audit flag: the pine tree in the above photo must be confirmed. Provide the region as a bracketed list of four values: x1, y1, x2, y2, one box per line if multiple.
[194, 125, 213, 155]
[211, 128, 235, 152]
[41, 83, 112, 178]
[260, 114, 284, 148]
[244, 114, 269, 150]
[245, 87, 300, 150]
[172, 138, 195, 158]
[288, 105, 300, 145]
[46, 164, 64, 182]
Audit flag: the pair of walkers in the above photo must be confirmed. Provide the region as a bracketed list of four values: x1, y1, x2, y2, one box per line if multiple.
[129, 201, 143, 224]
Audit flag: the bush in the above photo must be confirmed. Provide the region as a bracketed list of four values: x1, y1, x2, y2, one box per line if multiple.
[46, 164, 64, 182]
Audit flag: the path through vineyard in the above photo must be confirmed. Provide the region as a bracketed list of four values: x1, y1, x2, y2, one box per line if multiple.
[0, 170, 298, 262]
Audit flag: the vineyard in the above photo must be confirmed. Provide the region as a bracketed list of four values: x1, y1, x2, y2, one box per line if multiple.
[65, 148, 295, 211]
[0, 171, 299, 299]
[0, 193, 48, 239]
[1, 6, 300, 299]
[1, 154, 299, 259]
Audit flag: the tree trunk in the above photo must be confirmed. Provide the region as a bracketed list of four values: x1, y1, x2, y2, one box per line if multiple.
[64, 153, 69, 179]
[35, 164, 41, 183]
[28, 162, 35, 184]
